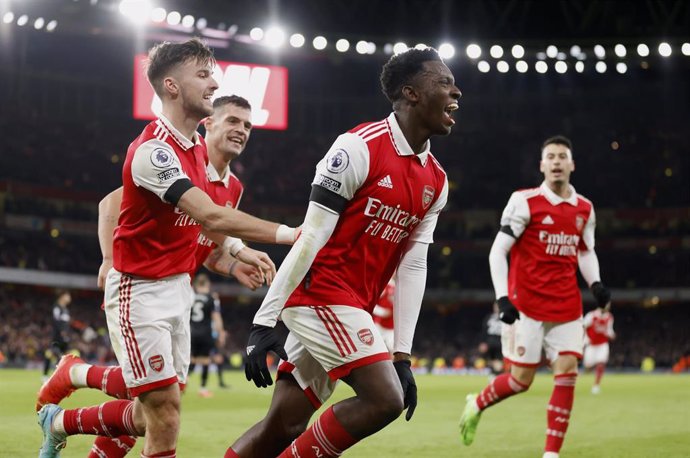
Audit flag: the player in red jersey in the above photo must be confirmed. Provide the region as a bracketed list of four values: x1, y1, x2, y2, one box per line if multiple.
[373, 279, 396, 353]
[583, 304, 615, 394]
[226, 47, 460, 458]
[459, 136, 612, 458]
[37, 93, 290, 457]
[36, 39, 297, 458]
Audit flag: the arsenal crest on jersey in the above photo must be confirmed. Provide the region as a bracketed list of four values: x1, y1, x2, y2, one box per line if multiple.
[575, 215, 585, 231]
[357, 328, 375, 346]
[422, 185, 435, 209]
[149, 355, 164, 372]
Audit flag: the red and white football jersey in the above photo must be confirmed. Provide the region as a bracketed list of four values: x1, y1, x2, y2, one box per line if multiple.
[285, 113, 448, 314]
[113, 115, 208, 279]
[501, 182, 595, 322]
[373, 280, 395, 330]
[584, 309, 614, 345]
[192, 163, 244, 272]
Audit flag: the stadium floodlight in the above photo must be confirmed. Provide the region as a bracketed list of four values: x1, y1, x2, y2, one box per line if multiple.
[33, 17, 44, 29]
[496, 60, 509, 73]
[546, 45, 558, 58]
[438, 43, 455, 59]
[355, 40, 368, 54]
[570, 45, 581, 57]
[682, 43, 690, 56]
[393, 42, 408, 54]
[511, 44, 525, 58]
[415, 43, 427, 50]
[46, 19, 57, 31]
[166, 11, 181, 26]
[336, 38, 350, 52]
[477, 60, 490, 73]
[367, 42, 376, 54]
[466, 44, 481, 59]
[658, 42, 672, 57]
[313, 36, 327, 50]
[593, 44, 606, 59]
[515, 60, 528, 73]
[536, 51, 547, 60]
[249, 27, 264, 41]
[575, 61, 584, 73]
[195, 17, 207, 30]
[16, 14, 28, 26]
[289, 33, 305, 48]
[119, 0, 152, 24]
[150, 7, 166, 22]
[616, 62, 627, 74]
[490, 45, 504, 59]
[3, 12, 15, 24]
[637, 43, 650, 57]
[535, 61, 548, 74]
[228, 24, 239, 36]
[383, 43, 394, 55]
[595, 61, 607, 73]
[265, 26, 286, 48]
[181, 15, 194, 28]
[614, 44, 626, 57]
[555, 61, 567, 73]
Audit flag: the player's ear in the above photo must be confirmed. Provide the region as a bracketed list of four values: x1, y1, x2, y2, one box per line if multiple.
[203, 115, 213, 131]
[571, 159, 576, 172]
[401, 84, 419, 104]
[163, 76, 179, 98]
[539, 159, 546, 174]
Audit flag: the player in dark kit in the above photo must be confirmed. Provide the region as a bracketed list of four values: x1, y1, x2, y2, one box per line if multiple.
[43, 290, 72, 379]
[479, 302, 504, 376]
[189, 274, 225, 397]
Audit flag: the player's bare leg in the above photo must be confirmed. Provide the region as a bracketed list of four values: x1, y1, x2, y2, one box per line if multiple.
[544, 354, 578, 458]
[137, 383, 181, 455]
[228, 375, 316, 457]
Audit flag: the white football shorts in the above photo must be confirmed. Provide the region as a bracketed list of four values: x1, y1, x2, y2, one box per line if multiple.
[501, 312, 584, 367]
[278, 305, 391, 408]
[104, 268, 193, 396]
[583, 342, 610, 367]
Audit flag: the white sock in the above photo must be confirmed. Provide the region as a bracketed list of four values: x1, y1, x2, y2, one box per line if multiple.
[69, 364, 91, 388]
[53, 410, 66, 435]
[543, 452, 559, 458]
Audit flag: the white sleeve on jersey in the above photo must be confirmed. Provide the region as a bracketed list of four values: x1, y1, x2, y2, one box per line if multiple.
[489, 231, 516, 299]
[409, 177, 449, 244]
[582, 205, 596, 250]
[311, 132, 369, 201]
[253, 201, 340, 327]
[583, 310, 595, 327]
[577, 249, 601, 286]
[130, 139, 191, 202]
[393, 240, 429, 354]
[607, 315, 615, 339]
[500, 191, 531, 238]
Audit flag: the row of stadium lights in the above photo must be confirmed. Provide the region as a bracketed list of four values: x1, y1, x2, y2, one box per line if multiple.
[1, 11, 58, 31]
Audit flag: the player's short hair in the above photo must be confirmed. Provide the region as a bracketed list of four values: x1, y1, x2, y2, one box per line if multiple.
[380, 47, 443, 104]
[193, 273, 210, 287]
[146, 38, 216, 97]
[213, 95, 252, 111]
[542, 135, 573, 154]
[55, 289, 70, 300]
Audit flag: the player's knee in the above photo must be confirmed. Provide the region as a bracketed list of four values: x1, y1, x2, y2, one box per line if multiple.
[371, 391, 405, 423]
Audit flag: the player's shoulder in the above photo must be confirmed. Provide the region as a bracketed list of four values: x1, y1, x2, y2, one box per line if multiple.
[427, 152, 447, 177]
[575, 192, 594, 209]
[347, 118, 389, 143]
[515, 186, 542, 200]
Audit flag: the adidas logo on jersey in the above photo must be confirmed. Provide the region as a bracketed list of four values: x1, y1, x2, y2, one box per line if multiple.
[542, 215, 555, 225]
[377, 175, 393, 188]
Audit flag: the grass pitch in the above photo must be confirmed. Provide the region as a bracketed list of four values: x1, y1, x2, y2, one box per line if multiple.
[1, 369, 688, 457]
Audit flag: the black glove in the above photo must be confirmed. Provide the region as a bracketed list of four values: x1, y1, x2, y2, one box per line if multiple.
[244, 324, 288, 388]
[497, 296, 520, 324]
[393, 359, 417, 421]
[590, 282, 611, 308]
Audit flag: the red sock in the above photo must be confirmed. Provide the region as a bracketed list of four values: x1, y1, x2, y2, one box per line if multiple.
[594, 363, 605, 385]
[141, 451, 175, 458]
[88, 435, 137, 458]
[278, 406, 357, 458]
[87, 366, 131, 400]
[63, 400, 137, 437]
[224, 448, 240, 458]
[476, 373, 529, 410]
[545, 373, 577, 453]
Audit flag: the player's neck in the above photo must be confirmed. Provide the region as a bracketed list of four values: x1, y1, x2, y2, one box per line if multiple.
[546, 180, 571, 199]
[394, 111, 429, 155]
[161, 107, 201, 143]
[209, 151, 230, 178]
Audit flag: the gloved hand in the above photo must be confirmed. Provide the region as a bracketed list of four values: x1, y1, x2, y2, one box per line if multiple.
[590, 282, 611, 308]
[244, 324, 288, 388]
[393, 359, 417, 421]
[497, 296, 520, 324]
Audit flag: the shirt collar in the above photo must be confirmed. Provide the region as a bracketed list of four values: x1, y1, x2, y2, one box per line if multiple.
[157, 114, 202, 151]
[386, 112, 431, 166]
[540, 181, 579, 206]
[206, 162, 231, 187]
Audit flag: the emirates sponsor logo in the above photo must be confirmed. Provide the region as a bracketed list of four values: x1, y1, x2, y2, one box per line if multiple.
[363, 197, 421, 244]
[539, 230, 580, 256]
